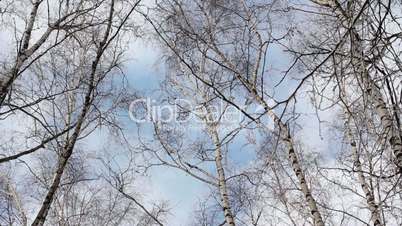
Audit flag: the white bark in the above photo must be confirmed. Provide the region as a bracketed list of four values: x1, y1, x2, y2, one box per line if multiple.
[345, 118, 383, 226]
[312, 0, 402, 170]
[207, 123, 236, 226]
[31, 1, 116, 224]
[281, 124, 325, 226]
[367, 82, 402, 169]
[0, 0, 42, 104]
[205, 35, 326, 225]
[31, 52, 97, 226]
[253, 93, 325, 226]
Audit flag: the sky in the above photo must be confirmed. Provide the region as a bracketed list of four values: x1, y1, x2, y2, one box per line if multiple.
[119, 39, 209, 225]
[0, 1, 340, 224]
[119, 33, 339, 226]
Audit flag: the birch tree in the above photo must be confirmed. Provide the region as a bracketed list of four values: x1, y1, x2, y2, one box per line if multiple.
[144, 0, 327, 224]
[31, 1, 142, 224]
[288, 0, 402, 224]
[1, 0, 147, 225]
[134, 64, 244, 225]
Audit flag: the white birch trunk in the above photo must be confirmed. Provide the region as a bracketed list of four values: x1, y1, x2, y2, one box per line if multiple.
[253, 94, 325, 226]
[313, 0, 402, 170]
[345, 118, 383, 226]
[31, 1, 116, 224]
[0, 0, 41, 104]
[280, 124, 325, 226]
[205, 107, 236, 226]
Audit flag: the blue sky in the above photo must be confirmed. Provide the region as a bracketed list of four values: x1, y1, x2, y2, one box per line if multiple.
[0, 2, 340, 224]
[0, 23, 337, 224]
[118, 33, 338, 224]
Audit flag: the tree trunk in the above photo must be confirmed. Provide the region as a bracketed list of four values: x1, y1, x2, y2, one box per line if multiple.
[345, 119, 383, 226]
[312, 0, 402, 171]
[31, 62, 96, 226]
[280, 123, 325, 226]
[31, 1, 116, 224]
[254, 93, 325, 226]
[0, 0, 41, 105]
[205, 107, 236, 226]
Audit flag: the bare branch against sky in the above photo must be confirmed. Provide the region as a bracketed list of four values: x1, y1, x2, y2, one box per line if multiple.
[0, 0, 401, 225]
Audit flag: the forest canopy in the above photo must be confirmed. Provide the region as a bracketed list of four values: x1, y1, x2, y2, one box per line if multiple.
[0, 0, 401, 225]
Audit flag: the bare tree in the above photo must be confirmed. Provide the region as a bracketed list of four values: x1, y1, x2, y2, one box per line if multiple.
[30, 0, 142, 224]
[142, 0, 327, 224]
